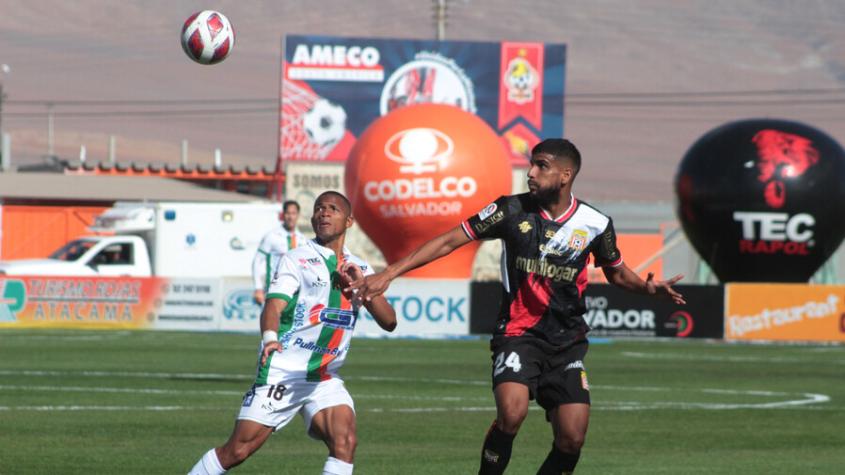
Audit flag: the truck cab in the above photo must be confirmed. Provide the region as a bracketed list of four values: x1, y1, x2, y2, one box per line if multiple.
[0, 235, 151, 276]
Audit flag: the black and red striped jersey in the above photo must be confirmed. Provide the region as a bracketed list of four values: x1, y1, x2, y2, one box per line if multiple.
[462, 193, 623, 344]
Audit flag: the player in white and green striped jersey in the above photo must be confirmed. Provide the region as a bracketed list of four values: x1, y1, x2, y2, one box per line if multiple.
[251, 200, 308, 305]
[188, 192, 396, 475]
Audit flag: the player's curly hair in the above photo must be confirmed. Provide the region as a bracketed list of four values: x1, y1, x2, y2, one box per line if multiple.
[532, 139, 581, 176]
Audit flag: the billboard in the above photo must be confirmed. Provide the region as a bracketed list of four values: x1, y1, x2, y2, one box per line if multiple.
[469, 283, 723, 338]
[725, 283, 845, 342]
[0, 276, 163, 329]
[280, 35, 567, 165]
[356, 278, 470, 337]
[585, 285, 724, 338]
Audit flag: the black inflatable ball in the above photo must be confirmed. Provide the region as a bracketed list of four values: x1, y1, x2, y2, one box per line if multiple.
[675, 119, 845, 282]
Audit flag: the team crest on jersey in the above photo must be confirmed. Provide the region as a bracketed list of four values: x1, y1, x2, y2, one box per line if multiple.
[545, 229, 556, 239]
[580, 370, 590, 391]
[568, 230, 589, 251]
[518, 221, 532, 233]
[319, 307, 357, 329]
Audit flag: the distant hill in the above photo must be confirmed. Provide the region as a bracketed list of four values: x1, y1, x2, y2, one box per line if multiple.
[2, 0, 844, 200]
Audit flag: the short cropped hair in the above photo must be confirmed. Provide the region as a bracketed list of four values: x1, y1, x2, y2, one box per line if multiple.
[314, 191, 352, 216]
[532, 139, 581, 176]
[282, 200, 300, 212]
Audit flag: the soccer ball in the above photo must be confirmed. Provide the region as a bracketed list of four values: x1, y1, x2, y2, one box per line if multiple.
[303, 99, 347, 147]
[180, 10, 235, 65]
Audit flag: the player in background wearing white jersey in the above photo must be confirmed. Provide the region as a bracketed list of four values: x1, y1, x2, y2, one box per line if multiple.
[252, 200, 308, 305]
[189, 191, 396, 475]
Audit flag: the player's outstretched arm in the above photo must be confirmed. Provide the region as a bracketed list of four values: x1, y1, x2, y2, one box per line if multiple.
[603, 263, 686, 305]
[364, 296, 397, 332]
[350, 225, 471, 300]
[260, 297, 288, 366]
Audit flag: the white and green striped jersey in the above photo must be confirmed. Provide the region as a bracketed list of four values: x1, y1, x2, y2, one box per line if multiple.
[251, 226, 308, 291]
[256, 239, 373, 385]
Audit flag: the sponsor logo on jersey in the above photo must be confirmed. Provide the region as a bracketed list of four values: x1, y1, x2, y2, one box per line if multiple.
[564, 360, 584, 371]
[299, 257, 322, 266]
[474, 210, 505, 234]
[313, 275, 328, 288]
[519, 221, 533, 233]
[318, 307, 357, 329]
[478, 203, 498, 221]
[538, 243, 564, 256]
[293, 337, 346, 356]
[515, 256, 578, 282]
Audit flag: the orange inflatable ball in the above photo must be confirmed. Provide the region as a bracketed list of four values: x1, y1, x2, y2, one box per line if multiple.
[345, 103, 512, 278]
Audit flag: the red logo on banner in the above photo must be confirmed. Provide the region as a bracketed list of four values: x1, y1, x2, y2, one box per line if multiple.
[501, 123, 541, 165]
[499, 43, 544, 130]
[751, 129, 820, 209]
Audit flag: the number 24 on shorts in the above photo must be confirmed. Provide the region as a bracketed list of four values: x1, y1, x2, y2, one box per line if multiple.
[493, 351, 522, 376]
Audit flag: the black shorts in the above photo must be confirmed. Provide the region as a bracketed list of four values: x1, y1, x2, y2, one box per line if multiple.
[490, 336, 590, 411]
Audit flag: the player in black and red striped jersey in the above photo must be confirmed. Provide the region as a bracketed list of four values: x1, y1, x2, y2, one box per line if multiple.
[352, 139, 685, 474]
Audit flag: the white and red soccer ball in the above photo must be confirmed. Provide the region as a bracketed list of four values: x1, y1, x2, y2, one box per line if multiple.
[180, 10, 235, 65]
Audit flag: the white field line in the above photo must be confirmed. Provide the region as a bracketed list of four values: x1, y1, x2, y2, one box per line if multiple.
[0, 380, 831, 411]
[620, 351, 845, 365]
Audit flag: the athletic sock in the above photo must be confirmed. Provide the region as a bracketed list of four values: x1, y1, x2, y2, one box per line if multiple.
[187, 448, 226, 475]
[478, 421, 516, 475]
[322, 456, 354, 475]
[536, 444, 580, 475]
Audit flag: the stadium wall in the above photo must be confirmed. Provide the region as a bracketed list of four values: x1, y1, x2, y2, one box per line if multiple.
[3, 274, 844, 343]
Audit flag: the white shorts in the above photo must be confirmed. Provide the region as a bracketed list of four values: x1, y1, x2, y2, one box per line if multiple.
[237, 377, 354, 438]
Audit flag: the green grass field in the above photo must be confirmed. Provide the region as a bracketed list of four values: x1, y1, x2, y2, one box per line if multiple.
[1, 330, 843, 474]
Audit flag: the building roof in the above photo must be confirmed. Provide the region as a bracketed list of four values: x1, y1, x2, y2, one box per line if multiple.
[0, 172, 267, 203]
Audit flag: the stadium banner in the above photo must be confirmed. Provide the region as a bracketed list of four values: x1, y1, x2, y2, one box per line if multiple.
[585, 285, 723, 338]
[280, 35, 566, 165]
[219, 277, 263, 333]
[725, 283, 845, 342]
[356, 278, 470, 337]
[0, 276, 163, 329]
[469, 282, 723, 338]
[153, 278, 221, 331]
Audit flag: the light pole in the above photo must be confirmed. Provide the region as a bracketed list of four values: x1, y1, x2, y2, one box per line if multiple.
[0, 63, 10, 171]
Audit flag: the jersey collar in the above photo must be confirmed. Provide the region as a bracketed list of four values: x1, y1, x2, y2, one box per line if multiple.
[539, 193, 578, 223]
[308, 238, 351, 261]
